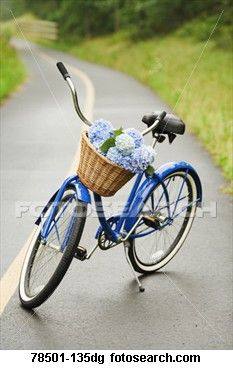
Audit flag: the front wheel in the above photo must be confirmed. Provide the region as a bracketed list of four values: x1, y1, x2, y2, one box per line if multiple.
[128, 170, 199, 274]
[19, 187, 87, 309]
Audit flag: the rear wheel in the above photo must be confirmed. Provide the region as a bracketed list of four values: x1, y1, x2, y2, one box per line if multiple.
[128, 171, 198, 274]
[19, 187, 87, 309]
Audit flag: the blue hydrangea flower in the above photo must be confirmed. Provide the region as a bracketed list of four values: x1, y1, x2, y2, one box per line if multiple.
[89, 119, 113, 144]
[89, 119, 156, 174]
[124, 128, 143, 148]
[106, 147, 123, 165]
[120, 154, 134, 171]
[130, 145, 156, 173]
[115, 133, 135, 156]
[107, 143, 155, 173]
[92, 139, 105, 150]
[144, 145, 156, 164]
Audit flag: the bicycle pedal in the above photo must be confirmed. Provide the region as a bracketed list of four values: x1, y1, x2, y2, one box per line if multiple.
[74, 246, 87, 260]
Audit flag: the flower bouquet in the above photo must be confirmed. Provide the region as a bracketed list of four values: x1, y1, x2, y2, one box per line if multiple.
[77, 119, 156, 196]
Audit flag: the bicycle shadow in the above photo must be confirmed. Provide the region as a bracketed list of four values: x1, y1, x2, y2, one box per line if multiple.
[4, 269, 206, 350]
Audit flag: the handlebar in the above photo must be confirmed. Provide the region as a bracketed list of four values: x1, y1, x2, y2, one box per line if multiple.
[56, 62, 92, 127]
[56, 61, 166, 135]
[142, 111, 166, 136]
[57, 62, 70, 80]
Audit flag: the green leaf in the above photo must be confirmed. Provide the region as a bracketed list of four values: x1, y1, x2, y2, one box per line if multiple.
[113, 127, 124, 138]
[145, 165, 155, 177]
[100, 137, 115, 153]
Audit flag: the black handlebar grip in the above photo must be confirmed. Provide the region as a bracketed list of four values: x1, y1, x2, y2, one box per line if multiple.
[158, 111, 166, 121]
[56, 62, 70, 80]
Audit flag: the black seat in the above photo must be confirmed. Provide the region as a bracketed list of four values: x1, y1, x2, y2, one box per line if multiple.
[142, 111, 185, 135]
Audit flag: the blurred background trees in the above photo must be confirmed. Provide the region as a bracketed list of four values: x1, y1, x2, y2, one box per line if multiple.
[1, 0, 232, 46]
[1, 0, 232, 188]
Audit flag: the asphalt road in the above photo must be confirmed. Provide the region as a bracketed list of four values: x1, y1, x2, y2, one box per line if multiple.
[0, 39, 232, 350]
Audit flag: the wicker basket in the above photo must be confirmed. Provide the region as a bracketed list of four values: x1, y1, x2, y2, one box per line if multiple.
[77, 131, 134, 196]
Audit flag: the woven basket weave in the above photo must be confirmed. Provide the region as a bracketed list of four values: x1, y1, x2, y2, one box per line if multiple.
[77, 131, 134, 196]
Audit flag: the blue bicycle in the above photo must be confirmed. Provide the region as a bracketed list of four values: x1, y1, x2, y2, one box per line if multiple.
[19, 62, 202, 309]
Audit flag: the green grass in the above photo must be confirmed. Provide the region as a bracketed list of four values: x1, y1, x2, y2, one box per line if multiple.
[0, 36, 26, 103]
[43, 30, 232, 191]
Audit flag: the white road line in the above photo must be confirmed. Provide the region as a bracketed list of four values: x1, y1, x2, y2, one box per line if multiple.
[0, 52, 95, 315]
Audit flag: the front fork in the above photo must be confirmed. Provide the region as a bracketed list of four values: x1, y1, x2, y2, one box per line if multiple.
[35, 175, 91, 241]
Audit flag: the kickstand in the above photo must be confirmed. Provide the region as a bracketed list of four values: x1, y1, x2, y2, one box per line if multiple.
[124, 243, 145, 292]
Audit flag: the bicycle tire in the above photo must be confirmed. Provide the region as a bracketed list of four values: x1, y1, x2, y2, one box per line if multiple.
[19, 187, 87, 309]
[127, 170, 198, 274]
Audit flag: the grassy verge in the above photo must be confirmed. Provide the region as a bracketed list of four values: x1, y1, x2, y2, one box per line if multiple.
[0, 36, 26, 103]
[44, 30, 232, 191]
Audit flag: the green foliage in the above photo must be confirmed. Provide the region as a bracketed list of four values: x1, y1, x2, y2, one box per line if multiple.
[0, 36, 26, 102]
[3, 0, 232, 43]
[145, 165, 155, 177]
[100, 137, 116, 153]
[176, 14, 233, 49]
[99, 127, 123, 153]
[0, 25, 13, 42]
[113, 127, 124, 138]
[52, 27, 232, 188]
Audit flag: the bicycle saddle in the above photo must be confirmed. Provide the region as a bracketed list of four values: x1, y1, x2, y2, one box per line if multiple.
[142, 111, 185, 136]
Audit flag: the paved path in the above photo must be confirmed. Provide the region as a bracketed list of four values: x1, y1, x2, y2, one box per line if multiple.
[0, 39, 232, 350]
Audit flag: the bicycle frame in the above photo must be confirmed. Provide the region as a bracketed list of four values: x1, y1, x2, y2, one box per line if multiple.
[38, 160, 202, 244]
[38, 63, 202, 245]
[39, 172, 143, 242]
[20, 62, 204, 302]
[93, 172, 144, 242]
[94, 161, 202, 243]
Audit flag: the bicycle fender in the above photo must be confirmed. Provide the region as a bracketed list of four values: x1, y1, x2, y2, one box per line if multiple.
[35, 176, 91, 226]
[70, 177, 91, 204]
[124, 161, 202, 232]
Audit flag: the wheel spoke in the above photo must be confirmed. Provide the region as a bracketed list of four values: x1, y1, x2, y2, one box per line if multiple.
[25, 190, 78, 298]
[132, 172, 197, 267]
